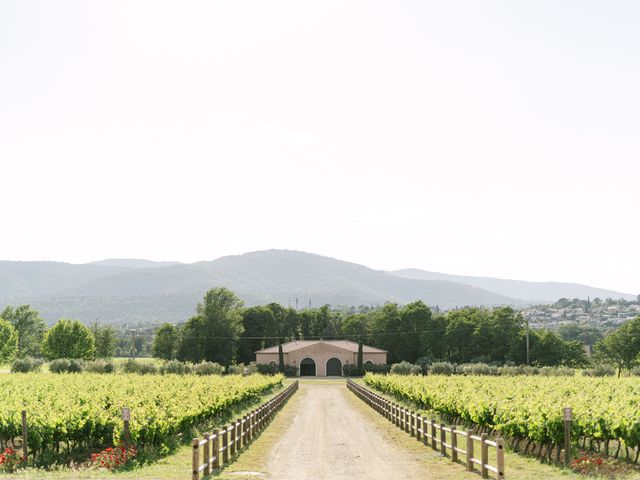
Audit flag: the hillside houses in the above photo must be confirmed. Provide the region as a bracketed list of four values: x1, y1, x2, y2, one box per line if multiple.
[523, 299, 640, 328]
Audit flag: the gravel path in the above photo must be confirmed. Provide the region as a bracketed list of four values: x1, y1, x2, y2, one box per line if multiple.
[266, 382, 426, 480]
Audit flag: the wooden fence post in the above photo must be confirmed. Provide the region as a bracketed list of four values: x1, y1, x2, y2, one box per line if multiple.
[440, 423, 447, 456]
[466, 430, 474, 471]
[481, 433, 489, 478]
[564, 407, 572, 467]
[122, 407, 131, 449]
[423, 417, 429, 446]
[431, 420, 437, 449]
[410, 412, 415, 437]
[497, 438, 505, 480]
[203, 433, 211, 476]
[229, 421, 236, 457]
[212, 429, 220, 469]
[451, 426, 458, 462]
[21, 410, 28, 462]
[405, 409, 410, 432]
[222, 426, 229, 464]
[192, 438, 200, 480]
[416, 413, 422, 441]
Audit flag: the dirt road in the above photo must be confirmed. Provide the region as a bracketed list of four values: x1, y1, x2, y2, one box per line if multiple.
[265, 382, 426, 480]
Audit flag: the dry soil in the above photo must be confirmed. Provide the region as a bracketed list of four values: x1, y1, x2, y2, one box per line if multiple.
[266, 382, 426, 480]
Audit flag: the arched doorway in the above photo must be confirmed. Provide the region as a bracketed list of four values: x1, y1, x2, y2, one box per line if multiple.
[326, 357, 342, 376]
[363, 360, 374, 369]
[300, 358, 316, 376]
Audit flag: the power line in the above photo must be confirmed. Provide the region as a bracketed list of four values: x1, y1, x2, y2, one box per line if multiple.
[172, 324, 514, 340]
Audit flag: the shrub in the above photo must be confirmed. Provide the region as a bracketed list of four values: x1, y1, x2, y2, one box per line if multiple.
[363, 363, 391, 374]
[429, 362, 454, 376]
[193, 361, 224, 376]
[0, 447, 23, 472]
[498, 365, 540, 376]
[159, 360, 192, 375]
[49, 358, 71, 373]
[122, 359, 158, 375]
[256, 363, 279, 375]
[48, 358, 86, 373]
[85, 359, 115, 374]
[390, 361, 422, 375]
[92, 446, 137, 470]
[343, 364, 363, 377]
[415, 357, 431, 374]
[244, 362, 259, 375]
[10, 357, 43, 373]
[583, 364, 616, 377]
[282, 365, 298, 377]
[227, 364, 244, 375]
[460, 363, 499, 376]
[67, 359, 85, 373]
[539, 366, 575, 376]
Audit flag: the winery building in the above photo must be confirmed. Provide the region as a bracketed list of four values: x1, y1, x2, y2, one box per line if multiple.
[255, 340, 387, 376]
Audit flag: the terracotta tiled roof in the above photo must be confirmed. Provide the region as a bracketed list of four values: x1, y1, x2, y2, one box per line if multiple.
[255, 340, 387, 354]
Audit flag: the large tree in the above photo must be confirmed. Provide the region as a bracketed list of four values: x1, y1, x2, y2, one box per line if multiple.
[341, 313, 370, 343]
[42, 319, 96, 360]
[152, 323, 180, 360]
[266, 303, 300, 340]
[310, 305, 339, 338]
[178, 287, 244, 366]
[92, 324, 117, 358]
[490, 307, 523, 363]
[595, 316, 640, 376]
[444, 308, 484, 363]
[1, 305, 47, 357]
[237, 306, 278, 364]
[0, 318, 19, 363]
[369, 303, 402, 362]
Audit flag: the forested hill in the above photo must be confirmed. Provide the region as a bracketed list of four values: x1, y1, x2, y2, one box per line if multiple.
[0, 250, 519, 324]
[391, 268, 636, 303]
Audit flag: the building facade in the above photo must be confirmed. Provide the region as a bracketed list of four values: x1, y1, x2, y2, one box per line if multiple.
[255, 340, 387, 377]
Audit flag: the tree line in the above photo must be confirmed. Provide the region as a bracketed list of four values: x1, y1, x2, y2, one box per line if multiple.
[0, 305, 117, 362]
[151, 287, 593, 368]
[4, 286, 640, 375]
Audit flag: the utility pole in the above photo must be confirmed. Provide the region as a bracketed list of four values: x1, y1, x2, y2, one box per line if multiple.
[525, 319, 530, 365]
[130, 329, 137, 358]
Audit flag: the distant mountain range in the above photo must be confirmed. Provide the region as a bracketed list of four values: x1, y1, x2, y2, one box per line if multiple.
[390, 269, 635, 305]
[0, 250, 634, 325]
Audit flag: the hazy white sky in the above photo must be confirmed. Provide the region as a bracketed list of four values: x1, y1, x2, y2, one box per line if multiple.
[1, 1, 638, 293]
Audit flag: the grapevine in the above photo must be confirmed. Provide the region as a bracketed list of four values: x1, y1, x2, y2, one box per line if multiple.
[0, 373, 283, 465]
[364, 373, 640, 461]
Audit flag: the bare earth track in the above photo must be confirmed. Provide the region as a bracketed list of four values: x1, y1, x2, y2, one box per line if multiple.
[266, 382, 426, 480]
